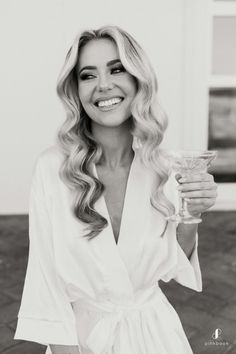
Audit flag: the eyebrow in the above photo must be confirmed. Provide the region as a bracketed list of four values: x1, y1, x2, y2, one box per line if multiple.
[78, 59, 121, 75]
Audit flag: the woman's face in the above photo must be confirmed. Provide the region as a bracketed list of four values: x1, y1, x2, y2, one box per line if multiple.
[77, 38, 137, 128]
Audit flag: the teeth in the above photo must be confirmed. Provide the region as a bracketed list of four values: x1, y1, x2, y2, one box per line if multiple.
[97, 97, 122, 108]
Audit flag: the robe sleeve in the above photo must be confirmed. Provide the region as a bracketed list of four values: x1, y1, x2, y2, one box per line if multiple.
[14, 156, 79, 346]
[161, 172, 202, 292]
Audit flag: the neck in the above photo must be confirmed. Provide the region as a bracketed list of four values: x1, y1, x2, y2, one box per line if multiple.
[91, 119, 134, 169]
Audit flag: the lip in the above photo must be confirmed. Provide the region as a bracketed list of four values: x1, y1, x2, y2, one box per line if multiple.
[94, 98, 124, 112]
[93, 96, 124, 106]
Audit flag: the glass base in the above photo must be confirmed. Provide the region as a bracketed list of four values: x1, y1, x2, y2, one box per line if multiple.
[166, 214, 202, 224]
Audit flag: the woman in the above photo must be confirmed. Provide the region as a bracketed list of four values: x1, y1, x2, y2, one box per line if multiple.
[14, 26, 217, 354]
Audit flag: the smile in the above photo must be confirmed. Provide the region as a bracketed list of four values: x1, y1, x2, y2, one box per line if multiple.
[94, 97, 124, 111]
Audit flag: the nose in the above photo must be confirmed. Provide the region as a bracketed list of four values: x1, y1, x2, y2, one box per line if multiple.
[97, 74, 114, 92]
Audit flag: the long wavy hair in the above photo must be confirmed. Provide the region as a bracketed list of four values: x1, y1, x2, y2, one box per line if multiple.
[56, 25, 174, 239]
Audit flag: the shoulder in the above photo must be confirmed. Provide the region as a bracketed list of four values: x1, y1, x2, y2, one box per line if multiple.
[35, 144, 64, 172]
[37, 144, 63, 165]
[32, 144, 65, 186]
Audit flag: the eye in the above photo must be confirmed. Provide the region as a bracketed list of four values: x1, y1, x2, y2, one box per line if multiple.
[111, 65, 126, 74]
[79, 73, 95, 81]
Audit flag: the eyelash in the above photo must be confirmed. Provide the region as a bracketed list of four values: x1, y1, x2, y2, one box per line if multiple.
[80, 74, 94, 80]
[111, 66, 126, 74]
[79, 66, 126, 81]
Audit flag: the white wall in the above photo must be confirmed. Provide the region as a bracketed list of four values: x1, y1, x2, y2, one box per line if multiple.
[0, 0, 185, 214]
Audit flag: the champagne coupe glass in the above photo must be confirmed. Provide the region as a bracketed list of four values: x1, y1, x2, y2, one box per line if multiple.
[163, 150, 217, 224]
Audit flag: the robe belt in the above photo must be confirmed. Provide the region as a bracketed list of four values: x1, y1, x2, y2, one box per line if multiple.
[73, 285, 167, 354]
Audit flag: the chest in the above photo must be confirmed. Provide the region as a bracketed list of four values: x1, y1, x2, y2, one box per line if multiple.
[96, 165, 131, 244]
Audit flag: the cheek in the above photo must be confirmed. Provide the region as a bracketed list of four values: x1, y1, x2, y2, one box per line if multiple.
[126, 77, 138, 97]
[78, 84, 92, 104]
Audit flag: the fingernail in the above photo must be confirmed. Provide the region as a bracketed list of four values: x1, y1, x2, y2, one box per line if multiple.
[179, 178, 186, 183]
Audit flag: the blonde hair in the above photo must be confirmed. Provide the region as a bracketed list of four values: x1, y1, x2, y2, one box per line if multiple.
[56, 25, 174, 239]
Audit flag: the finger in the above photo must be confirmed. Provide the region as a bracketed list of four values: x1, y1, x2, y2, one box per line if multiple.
[177, 181, 217, 192]
[180, 190, 217, 198]
[185, 197, 216, 206]
[179, 173, 214, 183]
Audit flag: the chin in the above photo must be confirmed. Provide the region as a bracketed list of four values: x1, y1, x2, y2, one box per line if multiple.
[92, 115, 131, 128]
[98, 121, 127, 128]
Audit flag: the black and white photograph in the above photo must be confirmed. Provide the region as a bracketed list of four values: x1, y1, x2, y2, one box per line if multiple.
[0, 1, 236, 353]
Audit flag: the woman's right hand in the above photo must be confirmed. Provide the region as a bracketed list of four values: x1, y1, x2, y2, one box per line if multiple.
[49, 345, 81, 354]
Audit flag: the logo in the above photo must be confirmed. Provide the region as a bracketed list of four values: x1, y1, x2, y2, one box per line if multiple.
[204, 328, 229, 347]
[212, 328, 222, 340]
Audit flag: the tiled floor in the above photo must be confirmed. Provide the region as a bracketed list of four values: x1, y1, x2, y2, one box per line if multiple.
[0, 212, 236, 354]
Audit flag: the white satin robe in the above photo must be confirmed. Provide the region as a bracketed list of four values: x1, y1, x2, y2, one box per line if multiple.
[14, 144, 202, 354]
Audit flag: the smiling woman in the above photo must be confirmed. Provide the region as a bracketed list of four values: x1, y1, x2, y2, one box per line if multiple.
[14, 25, 217, 354]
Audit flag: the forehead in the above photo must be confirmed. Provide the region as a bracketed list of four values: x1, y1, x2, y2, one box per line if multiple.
[78, 38, 120, 68]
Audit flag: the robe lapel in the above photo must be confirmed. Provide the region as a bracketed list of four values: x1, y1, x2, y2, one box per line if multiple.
[91, 147, 157, 301]
[91, 164, 134, 301]
[117, 151, 154, 270]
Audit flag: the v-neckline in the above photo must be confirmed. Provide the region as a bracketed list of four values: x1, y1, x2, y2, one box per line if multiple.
[93, 150, 137, 247]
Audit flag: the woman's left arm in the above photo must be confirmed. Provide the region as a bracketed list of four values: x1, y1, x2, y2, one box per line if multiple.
[176, 172, 218, 259]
